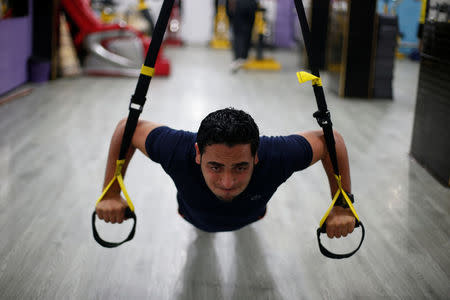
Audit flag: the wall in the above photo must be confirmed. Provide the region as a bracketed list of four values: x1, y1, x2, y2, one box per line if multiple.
[180, 0, 214, 45]
[0, 0, 33, 95]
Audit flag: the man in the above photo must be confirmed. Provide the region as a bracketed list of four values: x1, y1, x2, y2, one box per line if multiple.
[226, 0, 258, 72]
[96, 108, 356, 239]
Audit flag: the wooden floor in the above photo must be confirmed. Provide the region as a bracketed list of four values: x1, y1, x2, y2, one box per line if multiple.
[0, 46, 449, 300]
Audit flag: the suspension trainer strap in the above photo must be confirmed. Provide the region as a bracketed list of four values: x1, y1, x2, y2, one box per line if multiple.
[92, 0, 175, 248]
[293, 0, 364, 259]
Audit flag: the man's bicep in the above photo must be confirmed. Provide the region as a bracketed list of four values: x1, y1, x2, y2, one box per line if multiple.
[297, 131, 325, 166]
[132, 120, 162, 157]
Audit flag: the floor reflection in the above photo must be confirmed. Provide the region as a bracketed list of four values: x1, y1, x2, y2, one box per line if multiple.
[175, 225, 281, 300]
[175, 230, 224, 300]
[231, 226, 282, 299]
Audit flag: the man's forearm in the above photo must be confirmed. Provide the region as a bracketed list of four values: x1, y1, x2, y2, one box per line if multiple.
[320, 131, 351, 197]
[102, 119, 137, 196]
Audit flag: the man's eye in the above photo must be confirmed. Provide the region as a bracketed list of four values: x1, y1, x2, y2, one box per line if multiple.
[211, 166, 220, 171]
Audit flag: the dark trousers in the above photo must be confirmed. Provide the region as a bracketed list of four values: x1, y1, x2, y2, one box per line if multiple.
[226, 0, 257, 60]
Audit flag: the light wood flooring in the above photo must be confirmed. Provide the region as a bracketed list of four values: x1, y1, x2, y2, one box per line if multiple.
[0, 46, 449, 299]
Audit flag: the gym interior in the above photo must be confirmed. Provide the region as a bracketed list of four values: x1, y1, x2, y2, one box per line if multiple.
[0, 0, 449, 299]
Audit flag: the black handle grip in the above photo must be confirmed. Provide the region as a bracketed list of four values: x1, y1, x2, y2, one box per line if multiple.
[317, 221, 365, 259]
[92, 207, 137, 248]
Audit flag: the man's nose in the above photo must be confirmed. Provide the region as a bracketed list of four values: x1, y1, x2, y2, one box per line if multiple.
[221, 172, 235, 189]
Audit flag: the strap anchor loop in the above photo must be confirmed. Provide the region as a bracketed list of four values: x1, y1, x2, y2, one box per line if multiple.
[313, 110, 332, 128]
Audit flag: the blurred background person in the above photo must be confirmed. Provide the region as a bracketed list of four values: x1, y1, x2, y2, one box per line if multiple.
[226, 0, 258, 72]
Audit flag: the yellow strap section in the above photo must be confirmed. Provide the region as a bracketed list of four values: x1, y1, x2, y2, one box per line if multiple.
[419, 0, 427, 24]
[95, 160, 135, 212]
[319, 175, 360, 227]
[138, 0, 148, 10]
[100, 10, 116, 23]
[297, 71, 322, 86]
[95, 175, 117, 206]
[140, 65, 155, 77]
[255, 10, 266, 35]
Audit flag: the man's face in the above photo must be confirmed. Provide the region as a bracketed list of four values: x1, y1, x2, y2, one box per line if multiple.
[195, 143, 258, 202]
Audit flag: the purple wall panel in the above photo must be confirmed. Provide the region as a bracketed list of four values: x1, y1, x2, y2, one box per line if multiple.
[0, 1, 33, 95]
[274, 0, 296, 48]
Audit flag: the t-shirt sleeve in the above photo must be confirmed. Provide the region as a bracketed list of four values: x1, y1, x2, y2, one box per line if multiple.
[258, 134, 313, 182]
[145, 126, 196, 173]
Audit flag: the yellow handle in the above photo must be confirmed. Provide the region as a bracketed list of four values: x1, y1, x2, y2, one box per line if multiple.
[319, 175, 360, 228]
[95, 160, 135, 212]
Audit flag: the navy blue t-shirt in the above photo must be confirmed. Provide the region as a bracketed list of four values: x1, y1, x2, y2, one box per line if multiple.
[145, 126, 313, 232]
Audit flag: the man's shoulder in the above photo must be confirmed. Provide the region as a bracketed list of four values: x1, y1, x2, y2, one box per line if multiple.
[149, 125, 196, 136]
[258, 134, 309, 153]
[257, 134, 313, 173]
[147, 126, 197, 144]
[145, 126, 197, 168]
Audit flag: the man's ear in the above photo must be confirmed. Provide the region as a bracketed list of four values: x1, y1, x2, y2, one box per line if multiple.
[254, 153, 259, 165]
[195, 143, 201, 164]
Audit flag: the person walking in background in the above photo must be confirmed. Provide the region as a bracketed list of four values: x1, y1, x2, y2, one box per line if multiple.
[226, 0, 258, 72]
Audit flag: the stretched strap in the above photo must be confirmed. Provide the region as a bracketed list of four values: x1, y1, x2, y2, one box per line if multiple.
[293, 0, 338, 175]
[92, 0, 175, 248]
[119, 0, 175, 160]
[319, 175, 360, 228]
[95, 160, 135, 210]
[293, 0, 364, 258]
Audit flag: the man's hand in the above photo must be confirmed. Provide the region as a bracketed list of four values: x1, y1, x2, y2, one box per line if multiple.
[325, 206, 356, 238]
[96, 195, 129, 224]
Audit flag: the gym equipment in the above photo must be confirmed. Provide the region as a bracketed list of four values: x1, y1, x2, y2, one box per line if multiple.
[93, 0, 155, 36]
[92, 0, 364, 259]
[1, 1, 11, 18]
[164, 0, 183, 46]
[210, 0, 231, 49]
[61, 0, 170, 77]
[326, 0, 377, 97]
[243, 4, 281, 71]
[137, 0, 155, 36]
[294, 0, 364, 259]
[411, 8, 450, 187]
[90, 0, 118, 23]
[299, 0, 330, 70]
[58, 14, 82, 77]
[373, 15, 398, 99]
[92, 0, 175, 248]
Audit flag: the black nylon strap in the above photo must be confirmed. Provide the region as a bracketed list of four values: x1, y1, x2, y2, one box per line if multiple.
[293, 0, 363, 258]
[293, 0, 339, 175]
[118, 0, 175, 159]
[93, 0, 175, 248]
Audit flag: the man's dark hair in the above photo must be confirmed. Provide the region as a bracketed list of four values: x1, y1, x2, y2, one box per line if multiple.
[197, 108, 260, 156]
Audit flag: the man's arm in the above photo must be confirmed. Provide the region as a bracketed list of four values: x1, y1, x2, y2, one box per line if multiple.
[300, 130, 350, 196]
[96, 119, 161, 224]
[300, 130, 356, 239]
